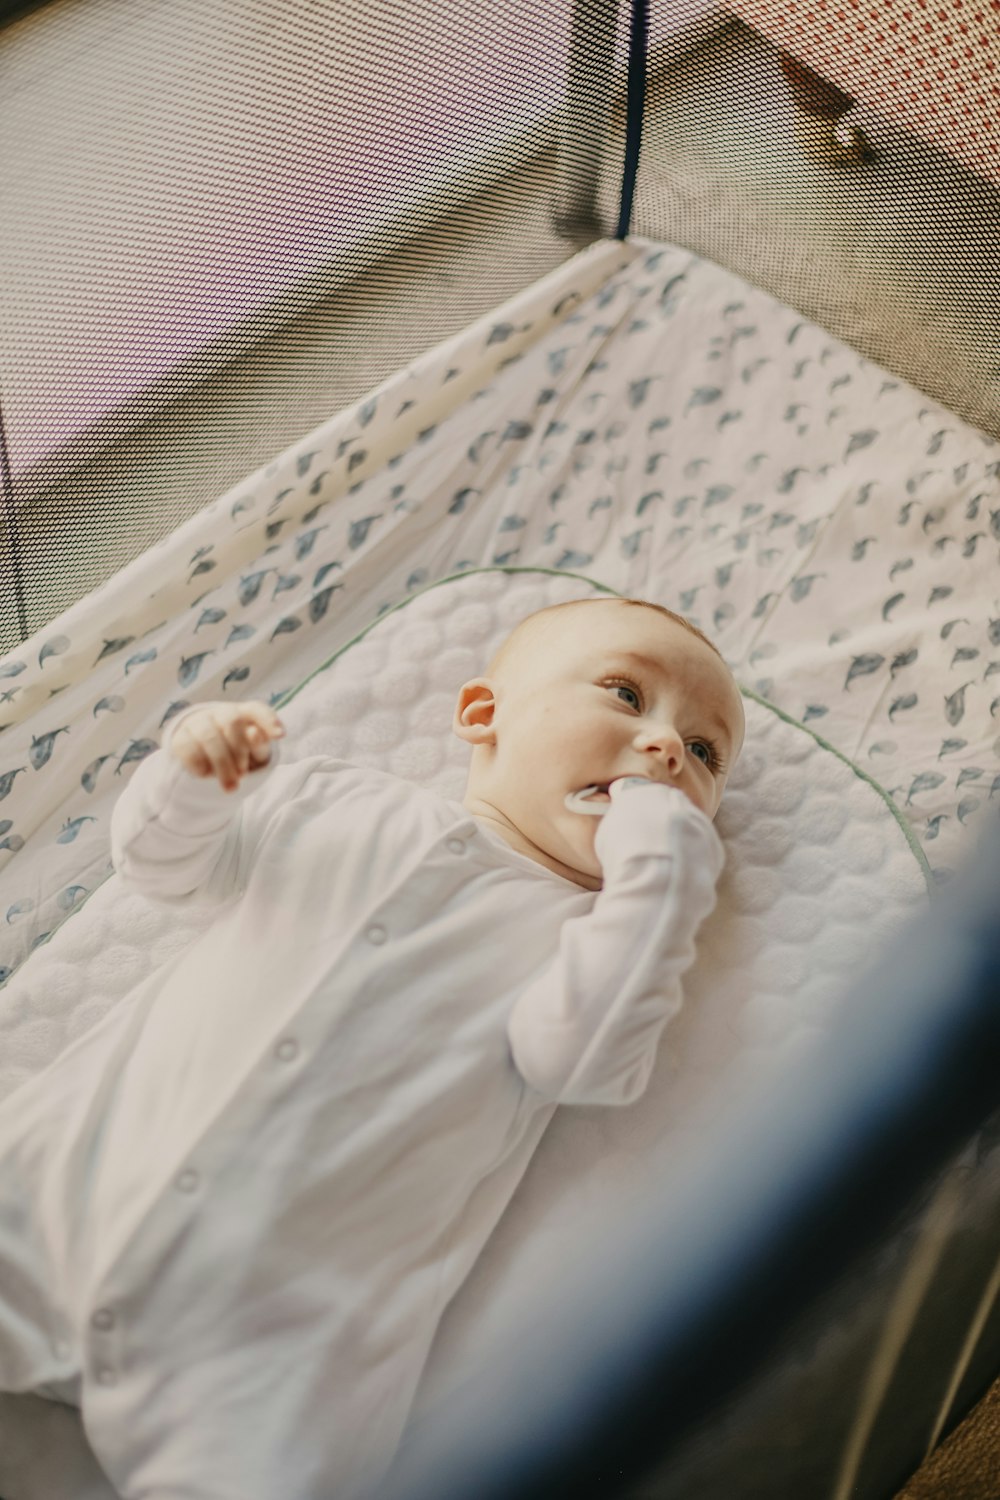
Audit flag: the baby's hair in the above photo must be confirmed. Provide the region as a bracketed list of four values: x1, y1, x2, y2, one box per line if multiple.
[488, 596, 723, 677]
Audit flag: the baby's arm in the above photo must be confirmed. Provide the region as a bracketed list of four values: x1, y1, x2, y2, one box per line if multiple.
[507, 784, 724, 1107]
[109, 703, 287, 910]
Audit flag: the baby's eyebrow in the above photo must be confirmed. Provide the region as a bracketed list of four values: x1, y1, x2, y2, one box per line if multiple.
[602, 650, 735, 748]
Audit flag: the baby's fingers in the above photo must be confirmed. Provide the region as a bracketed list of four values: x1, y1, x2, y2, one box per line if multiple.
[219, 722, 257, 782]
[226, 716, 284, 785]
[244, 723, 274, 767]
[245, 705, 286, 747]
[198, 720, 244, 790]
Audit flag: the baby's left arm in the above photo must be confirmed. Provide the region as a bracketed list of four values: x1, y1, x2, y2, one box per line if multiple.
[507, 785, 724, 1107]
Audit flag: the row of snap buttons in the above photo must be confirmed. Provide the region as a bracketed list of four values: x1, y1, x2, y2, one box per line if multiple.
[85, 1018, 310, 1389]
[91, 1305, 117, 1387]
[169, 1038, 300, 1196]
[363, 836, 465, 948]
[84, 836, 468, 1390]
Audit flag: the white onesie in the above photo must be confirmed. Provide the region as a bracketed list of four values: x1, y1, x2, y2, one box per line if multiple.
[0, 707, 723, 1499]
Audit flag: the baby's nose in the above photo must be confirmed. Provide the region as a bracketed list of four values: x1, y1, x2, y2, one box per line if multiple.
[644, 726, 685, 766]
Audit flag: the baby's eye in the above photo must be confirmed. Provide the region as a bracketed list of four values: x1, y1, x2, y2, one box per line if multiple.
[688, 740, 723, 773]
[608, 681, 641, 710]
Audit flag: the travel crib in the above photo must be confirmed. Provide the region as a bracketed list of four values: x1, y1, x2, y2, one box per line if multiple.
[1, 2, 999, 1497]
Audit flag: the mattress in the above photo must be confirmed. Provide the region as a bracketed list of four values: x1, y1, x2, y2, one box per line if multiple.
[0, 564, 931, 1499]
[0, 232, 997, 1497]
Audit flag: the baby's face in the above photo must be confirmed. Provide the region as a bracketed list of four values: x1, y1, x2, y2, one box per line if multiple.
[455, 604, 745, 889]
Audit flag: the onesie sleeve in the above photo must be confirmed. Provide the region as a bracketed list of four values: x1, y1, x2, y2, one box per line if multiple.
[110, 704, 321, 911]
[506, 783, 724, 1107]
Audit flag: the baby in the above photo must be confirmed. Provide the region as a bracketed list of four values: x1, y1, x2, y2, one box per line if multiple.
[0, 594, 744, 1500]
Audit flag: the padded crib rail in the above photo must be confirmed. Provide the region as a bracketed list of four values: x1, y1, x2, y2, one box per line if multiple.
[373, 817, 1000, 1500]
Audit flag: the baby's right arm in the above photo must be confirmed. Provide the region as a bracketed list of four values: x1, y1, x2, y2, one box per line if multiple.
[168, 700, 286, 791]
[109, 699, 288, 910]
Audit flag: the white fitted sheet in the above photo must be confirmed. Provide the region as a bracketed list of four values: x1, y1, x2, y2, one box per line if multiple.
[0, 231, 996, 1497]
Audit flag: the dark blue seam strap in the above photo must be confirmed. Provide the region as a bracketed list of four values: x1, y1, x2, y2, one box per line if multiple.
[615, 0, 650, 241]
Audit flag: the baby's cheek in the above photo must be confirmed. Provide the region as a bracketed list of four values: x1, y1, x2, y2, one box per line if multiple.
[687, 783, 714, 819]
[706, 784, 726, 820]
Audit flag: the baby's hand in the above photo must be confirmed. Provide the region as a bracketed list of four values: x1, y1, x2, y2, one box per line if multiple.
[168, 700, 286, 792]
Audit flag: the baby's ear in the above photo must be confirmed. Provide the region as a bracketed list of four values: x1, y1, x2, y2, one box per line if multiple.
[452, 679, 497, 746]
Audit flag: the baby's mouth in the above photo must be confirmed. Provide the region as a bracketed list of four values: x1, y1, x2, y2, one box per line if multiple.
[567, 783, 612, 808]
[565, 776, 656, 814]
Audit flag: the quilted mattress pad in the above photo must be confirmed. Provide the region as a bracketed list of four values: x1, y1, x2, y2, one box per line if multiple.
[0, 567, 931, 1415]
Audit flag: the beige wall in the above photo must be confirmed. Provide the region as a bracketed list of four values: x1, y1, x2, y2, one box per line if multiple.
[0, 0, 726, 501]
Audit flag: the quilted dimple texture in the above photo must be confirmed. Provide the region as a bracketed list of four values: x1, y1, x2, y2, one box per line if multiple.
[1, 644, 931, 1500]
[727, 865, 783, 913]
[0, 571, 929, 1151]
[436, 601, 496, 645]
[753, 769, 809, 818]
[373, 663, 424, 707]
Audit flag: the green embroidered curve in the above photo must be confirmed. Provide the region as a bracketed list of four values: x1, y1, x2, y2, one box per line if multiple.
[284, 564, 934, 898]
[7, 564, 931, 992]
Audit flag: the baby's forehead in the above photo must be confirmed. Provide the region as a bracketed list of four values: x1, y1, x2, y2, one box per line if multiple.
[500, 616, 743, 743]
[536, 621, 730, 687]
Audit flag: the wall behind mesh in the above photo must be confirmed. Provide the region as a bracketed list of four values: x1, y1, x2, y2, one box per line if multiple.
[4, 1, 998, 658]
[0, 0, 723, 655]
[626, 11, 1000, 446]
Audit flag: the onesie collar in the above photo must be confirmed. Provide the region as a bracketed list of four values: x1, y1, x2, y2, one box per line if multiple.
[442, 800, 593, 892]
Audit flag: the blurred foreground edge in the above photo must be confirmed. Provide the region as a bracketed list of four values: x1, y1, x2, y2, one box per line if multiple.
[366, 817, 1000, 1500]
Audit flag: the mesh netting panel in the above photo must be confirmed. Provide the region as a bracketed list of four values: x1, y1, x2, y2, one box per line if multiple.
[0, 0, 641, 653]
[1, 0, 998, 655]
[629, 11, 1000, 439]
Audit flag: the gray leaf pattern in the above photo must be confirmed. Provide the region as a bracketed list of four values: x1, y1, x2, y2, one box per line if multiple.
[0, 236, 997, 985]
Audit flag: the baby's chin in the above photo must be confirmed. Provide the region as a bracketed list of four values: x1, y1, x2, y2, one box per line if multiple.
[556, 809, 605, 885]
[498, 806, 599, 888]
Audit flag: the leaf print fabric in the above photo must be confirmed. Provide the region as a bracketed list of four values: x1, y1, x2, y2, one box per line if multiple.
[1, 233, 997, 994]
